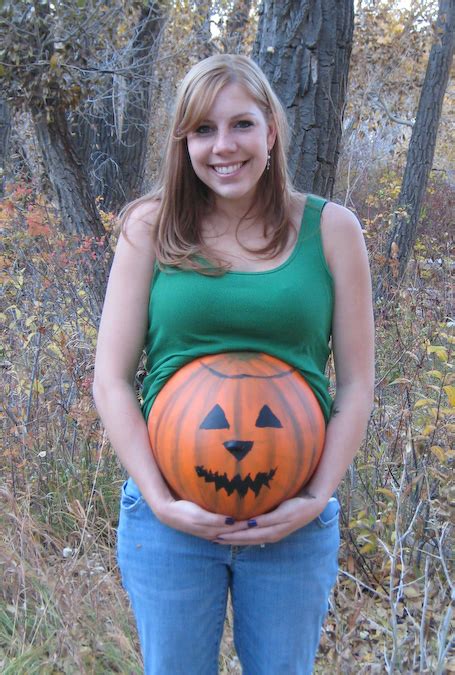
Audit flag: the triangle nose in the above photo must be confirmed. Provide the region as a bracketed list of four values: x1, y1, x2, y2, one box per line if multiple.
[223, 440, 254, 461]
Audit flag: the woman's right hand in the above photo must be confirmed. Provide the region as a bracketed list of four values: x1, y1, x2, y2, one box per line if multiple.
[153, 496, 249, 541]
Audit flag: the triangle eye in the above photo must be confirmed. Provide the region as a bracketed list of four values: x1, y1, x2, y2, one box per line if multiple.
[255, 405, 283, 428]
[200, 404, 230, 430]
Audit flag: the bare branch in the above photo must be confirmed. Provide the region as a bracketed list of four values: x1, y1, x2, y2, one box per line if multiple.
[373, 93, 414, 128]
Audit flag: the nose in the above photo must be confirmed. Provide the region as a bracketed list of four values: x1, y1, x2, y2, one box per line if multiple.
[223, 440, 254, 461]
[212, 129, 237, 155]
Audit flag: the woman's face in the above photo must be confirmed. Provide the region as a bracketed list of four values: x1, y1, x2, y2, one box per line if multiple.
[186, 82, 276, 210]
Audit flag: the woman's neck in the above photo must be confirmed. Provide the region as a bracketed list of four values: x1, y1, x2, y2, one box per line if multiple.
[205, 197, 261, 235]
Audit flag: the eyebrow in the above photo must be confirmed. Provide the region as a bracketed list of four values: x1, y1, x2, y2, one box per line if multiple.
[200, 112, 259, 123]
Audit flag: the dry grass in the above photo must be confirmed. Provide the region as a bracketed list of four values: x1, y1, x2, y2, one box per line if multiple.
[1, 179, 454, 673]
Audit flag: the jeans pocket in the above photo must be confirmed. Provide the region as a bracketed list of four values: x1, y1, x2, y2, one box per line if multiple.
[316, 497, 340, 529]
[120, 477, 145, 513]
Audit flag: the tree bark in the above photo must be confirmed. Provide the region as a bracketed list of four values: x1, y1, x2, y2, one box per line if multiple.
[0, 98, 11, 197]
[72, 1, 167, 213]
[32, 107, 106, 240]
[376, 0, 454, 299]
[253, 0, 354, 197]
[224, 0, 253, 52]
[31, 105, 110, 308]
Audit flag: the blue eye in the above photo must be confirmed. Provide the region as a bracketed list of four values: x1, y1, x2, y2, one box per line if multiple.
[195, 125, 212, 134]
[236, 120, 253, 129]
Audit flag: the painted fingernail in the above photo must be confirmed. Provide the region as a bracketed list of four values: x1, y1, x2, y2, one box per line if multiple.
[247, 519, 257, 528]
[225, 517, 235, 525]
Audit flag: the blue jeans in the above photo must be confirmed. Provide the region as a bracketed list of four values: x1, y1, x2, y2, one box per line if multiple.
[117, 477, 340, 675]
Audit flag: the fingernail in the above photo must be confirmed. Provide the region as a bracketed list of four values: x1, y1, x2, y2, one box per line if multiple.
[225, 516, 235, 525]
[247, 519, 257, 528]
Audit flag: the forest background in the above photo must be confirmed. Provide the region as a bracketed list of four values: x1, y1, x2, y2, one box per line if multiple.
[1, 0, 454, 673]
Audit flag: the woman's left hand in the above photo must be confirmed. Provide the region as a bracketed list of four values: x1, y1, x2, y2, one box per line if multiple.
[213, 493, 327, 545]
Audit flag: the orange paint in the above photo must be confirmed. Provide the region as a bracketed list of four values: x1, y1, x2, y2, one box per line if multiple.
[148, 352, 325, 519]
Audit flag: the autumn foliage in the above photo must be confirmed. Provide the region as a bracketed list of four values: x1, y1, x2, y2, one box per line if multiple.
[1, 1, 454, 672]
[1, 162, 453, 672]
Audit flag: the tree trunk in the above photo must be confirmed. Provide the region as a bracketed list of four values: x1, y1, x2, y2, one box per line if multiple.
[376, 0, 454, 299]
[253, 0, 354, 197]
[193, 0, 216, 58]
[224, 0, 253, 52]
[0, 98, 11, 197]
[31, 105, 110, 309]
[32, 107, 106, 240]
[72, 1, 167, 213]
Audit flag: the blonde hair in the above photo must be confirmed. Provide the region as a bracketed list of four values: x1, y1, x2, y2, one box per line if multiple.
[121, 54, 297, 272]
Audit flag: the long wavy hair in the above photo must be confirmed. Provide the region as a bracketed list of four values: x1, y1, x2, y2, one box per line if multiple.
[120, 54, 298, 273]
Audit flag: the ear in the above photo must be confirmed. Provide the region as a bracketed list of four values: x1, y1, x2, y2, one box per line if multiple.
[267, 120, 277, 151]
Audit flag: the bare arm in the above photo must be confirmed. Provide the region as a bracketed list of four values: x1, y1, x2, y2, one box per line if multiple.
[303, 201, 375, 502]
[93, 204, 247, 537]
[93, 204, 171, 508]
[217, 202, 375, 543]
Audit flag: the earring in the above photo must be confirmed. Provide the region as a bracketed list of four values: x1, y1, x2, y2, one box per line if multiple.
[266, 151, 271, 171]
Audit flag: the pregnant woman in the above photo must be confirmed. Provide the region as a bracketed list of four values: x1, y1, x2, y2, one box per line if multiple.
[93, 54, 375, 674]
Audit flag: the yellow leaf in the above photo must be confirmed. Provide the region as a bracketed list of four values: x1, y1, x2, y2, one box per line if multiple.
[49, 53, 59, 69]
[439, 331, 455, 345]
[440, 407, 454, 415]
[445, 423, 455, 433]
[359, 542, 376, 554]
[430, 445, 446, 462]
[443, 385, 455, 407]
[388, 377, 411, 385]
[414, 398, 437, 408]
[359, 529, 373, 538]
[23, 332, 36, 348]
[421, 424, 436, 436]
[376, 487, 395, 500]
[403, 585, 421, 599]
[427, 345, 448, 362]
[48, 343, 64, 359]
[32, 379, 44, 394]
[426, 370, 443, 380]
[25, 315, 36, 327]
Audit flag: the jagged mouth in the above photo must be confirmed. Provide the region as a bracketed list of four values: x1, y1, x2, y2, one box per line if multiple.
[195, 465, 277, 498]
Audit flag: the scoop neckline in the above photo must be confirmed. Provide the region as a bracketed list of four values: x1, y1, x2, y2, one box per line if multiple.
[225, 197, 310, 276]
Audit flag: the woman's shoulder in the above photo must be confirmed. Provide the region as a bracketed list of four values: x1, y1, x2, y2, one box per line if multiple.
[321, 200, 363, 233]
[292, 192, 363, 237]
[122, 197, 161, 237]
[318, 200, 368, 277]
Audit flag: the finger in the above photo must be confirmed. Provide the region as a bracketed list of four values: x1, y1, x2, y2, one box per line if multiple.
[189, 515, 250, 535]
[215, 524, 289, 545]
[178, 503, 249, 529]
[173, 518, 248, 540]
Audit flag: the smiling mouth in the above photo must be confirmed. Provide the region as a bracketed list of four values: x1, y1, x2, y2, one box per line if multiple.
[195, 465, 277, 497]
[212, 161, 246, 175]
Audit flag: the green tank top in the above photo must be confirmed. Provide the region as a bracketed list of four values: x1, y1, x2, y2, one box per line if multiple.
[141, 194, 334, 424]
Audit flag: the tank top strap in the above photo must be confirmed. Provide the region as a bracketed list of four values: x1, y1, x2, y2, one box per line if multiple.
[299, 194, 328, 241]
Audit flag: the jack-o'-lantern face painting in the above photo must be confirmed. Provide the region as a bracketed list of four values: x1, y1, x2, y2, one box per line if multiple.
[148, 352, 325, 520]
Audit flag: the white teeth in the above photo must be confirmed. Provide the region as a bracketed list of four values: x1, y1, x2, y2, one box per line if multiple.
[213, 162, 243, 175]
